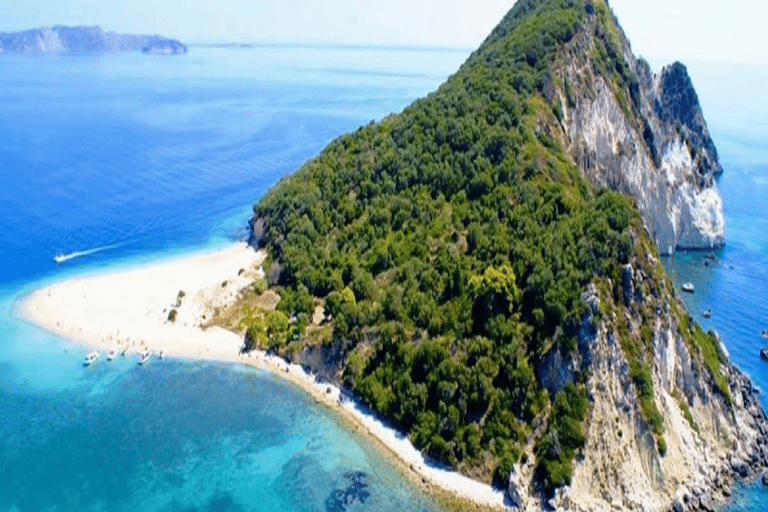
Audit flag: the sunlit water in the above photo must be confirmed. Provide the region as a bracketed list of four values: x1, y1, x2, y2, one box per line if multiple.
[0, 49, 765, 511]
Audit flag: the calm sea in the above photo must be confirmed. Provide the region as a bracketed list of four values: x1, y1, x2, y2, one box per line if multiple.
[0, 48, 765, 511]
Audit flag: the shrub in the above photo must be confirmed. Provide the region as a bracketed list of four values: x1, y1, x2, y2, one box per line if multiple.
[253, 279, 268, 295]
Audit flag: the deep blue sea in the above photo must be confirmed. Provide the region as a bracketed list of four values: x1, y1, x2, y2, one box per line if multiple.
[0, 48, 765, 511]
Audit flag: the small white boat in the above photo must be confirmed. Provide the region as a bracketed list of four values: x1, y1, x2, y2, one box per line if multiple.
[83, 351, 99, 366]
[682, 282, 695, 293]
[702, 309, 713, 319]
[106, 347, 118, 360]
[138, 350, 151, 366]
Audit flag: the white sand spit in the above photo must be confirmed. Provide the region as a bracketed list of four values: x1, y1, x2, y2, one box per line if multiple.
[18, 243, 263, 362]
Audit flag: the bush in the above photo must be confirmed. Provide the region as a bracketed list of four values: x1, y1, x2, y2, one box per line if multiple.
[244, 317, 266, 351]
[265, 310, 289, 345]
[535, 384, 587, 494]
[167, 309, 177, 322]
[253, 279, 268, 295]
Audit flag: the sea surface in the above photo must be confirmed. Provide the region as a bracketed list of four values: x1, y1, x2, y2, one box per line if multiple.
[0, 47, 765, 511]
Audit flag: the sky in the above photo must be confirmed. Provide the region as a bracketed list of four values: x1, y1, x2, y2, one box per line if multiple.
[1, 0, 765, 63]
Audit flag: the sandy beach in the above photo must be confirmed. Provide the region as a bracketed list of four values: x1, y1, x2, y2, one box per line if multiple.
[16, 243, 507, 511]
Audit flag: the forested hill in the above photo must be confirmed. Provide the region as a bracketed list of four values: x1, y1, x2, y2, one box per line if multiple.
[246, 0, 766, 508]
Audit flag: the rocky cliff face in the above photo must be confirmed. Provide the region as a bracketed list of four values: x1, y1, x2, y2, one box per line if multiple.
[513, 243, 768, 512]
[555, 6, 724, 254]
[0, 26, 187, 55]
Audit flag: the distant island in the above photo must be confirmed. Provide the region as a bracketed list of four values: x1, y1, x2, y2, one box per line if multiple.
[0, 25, 187, 55]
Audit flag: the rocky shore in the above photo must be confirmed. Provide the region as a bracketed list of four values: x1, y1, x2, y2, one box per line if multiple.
[665, 363, 768, 512]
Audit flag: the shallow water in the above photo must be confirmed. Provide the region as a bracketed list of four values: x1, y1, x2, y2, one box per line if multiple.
[0, 49, 766, 511]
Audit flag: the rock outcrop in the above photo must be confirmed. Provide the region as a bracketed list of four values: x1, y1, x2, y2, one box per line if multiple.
[557, 7, 724, 254]
[142, 38, 188, 55]
[0, 26, 187, 55]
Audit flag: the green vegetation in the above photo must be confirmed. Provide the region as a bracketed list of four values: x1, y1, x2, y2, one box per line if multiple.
[253, 0, 625, 490]
[679, 400, 700, 435]
[245, 0, 731, 493]
[614, 309, 663, 436]
[243, 309, 290, 351]
[535, 383, 588, 492]
[675, 305, 731, 406]
[253, 279, 268, 295]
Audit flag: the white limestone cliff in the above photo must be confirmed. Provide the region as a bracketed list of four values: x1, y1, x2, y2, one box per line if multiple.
[557, 10, 724, 255]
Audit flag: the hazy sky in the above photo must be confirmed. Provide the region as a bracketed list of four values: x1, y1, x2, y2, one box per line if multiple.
[1, 0, 765, 63]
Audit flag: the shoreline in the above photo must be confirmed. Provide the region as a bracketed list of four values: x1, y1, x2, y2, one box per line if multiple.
[14, 243, 508, 511]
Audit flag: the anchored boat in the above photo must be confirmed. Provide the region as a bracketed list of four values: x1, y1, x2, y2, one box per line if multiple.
[138, 350, 151, 366]
[83, 351, 99, 366]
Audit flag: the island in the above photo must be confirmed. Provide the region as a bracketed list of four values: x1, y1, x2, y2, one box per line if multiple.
[0, 25, 187, 54]
[16, 1, 768, 511]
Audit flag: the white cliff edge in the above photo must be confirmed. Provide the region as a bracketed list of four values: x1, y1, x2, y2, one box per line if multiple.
[559, 11, 724, 255]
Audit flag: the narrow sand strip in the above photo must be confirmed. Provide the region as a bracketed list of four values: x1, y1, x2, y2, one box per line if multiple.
[18, 243, 263, 363]
[15, 243, 507, 511]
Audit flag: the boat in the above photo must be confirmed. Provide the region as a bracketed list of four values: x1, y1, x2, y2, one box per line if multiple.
[702, 309, 713, 319]
[682, 282, 695, 293]
[83, 351, 99, 366]
[53, 244, 122, 264]
[106, 347, 118, 360]
[138, 350, 151, 366]
[760, 348, 768, 364]
[762, 330, 768, 339]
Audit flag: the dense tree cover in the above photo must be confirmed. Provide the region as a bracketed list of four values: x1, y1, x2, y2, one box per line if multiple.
[251, 0, 658, 491]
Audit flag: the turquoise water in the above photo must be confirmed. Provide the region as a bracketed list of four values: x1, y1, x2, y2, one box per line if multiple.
[0, 49, 766, 511]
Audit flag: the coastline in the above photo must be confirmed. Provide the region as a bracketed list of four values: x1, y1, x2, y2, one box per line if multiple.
[14, 243, 508, 511]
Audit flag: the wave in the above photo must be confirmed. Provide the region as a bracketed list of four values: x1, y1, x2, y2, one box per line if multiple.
[53, 243, 121, 264]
